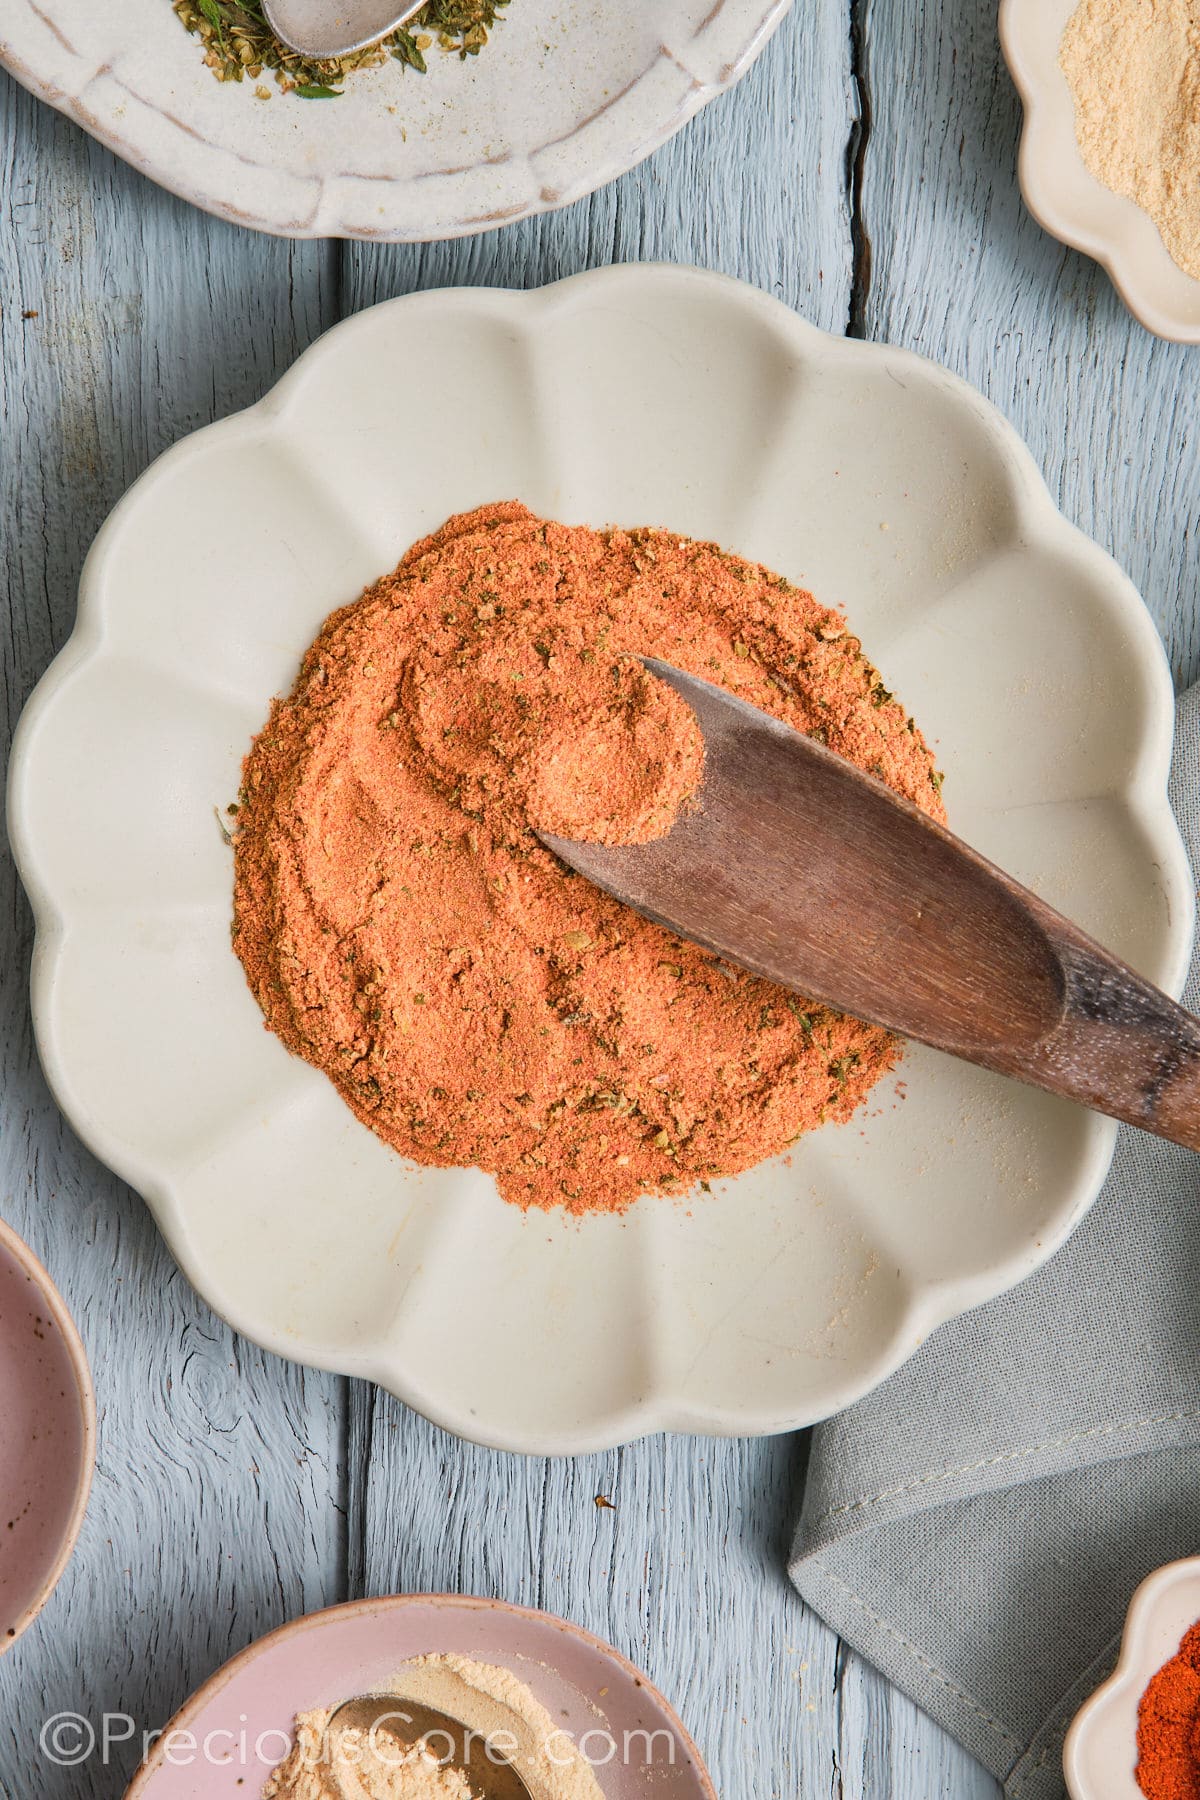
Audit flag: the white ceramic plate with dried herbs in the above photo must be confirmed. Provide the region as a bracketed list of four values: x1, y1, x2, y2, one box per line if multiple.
[0, 0, 790, 241]
[1001, 0, 1200, 343]
[8, 265, 1192, 1453]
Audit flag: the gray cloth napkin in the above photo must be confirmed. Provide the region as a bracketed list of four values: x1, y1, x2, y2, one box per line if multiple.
[791, 685, 1200, 1800]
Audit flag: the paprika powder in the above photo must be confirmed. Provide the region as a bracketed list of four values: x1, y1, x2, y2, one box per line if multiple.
[1138, 1620, 1200, 1800]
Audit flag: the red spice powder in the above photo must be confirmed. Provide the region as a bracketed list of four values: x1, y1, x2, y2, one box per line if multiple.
[232, 502, 945, 1214]
[1137, 1621, 1200, 1800]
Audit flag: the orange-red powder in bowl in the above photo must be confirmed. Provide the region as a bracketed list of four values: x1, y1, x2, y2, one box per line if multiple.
[232, 502, 945, 1214]
[1137, 1621, 1200, 1800]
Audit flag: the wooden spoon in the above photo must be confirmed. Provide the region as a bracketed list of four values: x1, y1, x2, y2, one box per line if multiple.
[260, 0, 425, 60]
[322, 1694, 535, 1800]
[539, 660, 1200, 1152]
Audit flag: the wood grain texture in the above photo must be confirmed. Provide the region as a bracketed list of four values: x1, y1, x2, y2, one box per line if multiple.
[1, 0, 1187, 1794]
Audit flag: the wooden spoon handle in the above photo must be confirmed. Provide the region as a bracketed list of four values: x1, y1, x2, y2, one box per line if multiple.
[990, 912, 1200, 1153]
[548, 663, 1200, 1150]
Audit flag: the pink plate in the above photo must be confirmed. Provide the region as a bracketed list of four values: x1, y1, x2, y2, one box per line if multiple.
[125, 1594, 716, 1798]
[0, 1216, 95, 1652]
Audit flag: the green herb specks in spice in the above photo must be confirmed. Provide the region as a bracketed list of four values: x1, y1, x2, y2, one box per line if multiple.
[172, 0, 509, 96]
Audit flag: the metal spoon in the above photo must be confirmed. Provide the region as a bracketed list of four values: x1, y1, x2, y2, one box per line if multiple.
[322, 1694, 536, 1800]
[260, 0, 426, 60]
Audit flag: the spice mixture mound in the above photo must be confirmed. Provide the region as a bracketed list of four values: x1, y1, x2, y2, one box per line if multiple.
[232, 502, 945, 1215]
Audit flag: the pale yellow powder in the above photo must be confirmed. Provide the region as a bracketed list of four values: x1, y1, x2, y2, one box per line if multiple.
[1061, 0, 1200, 279]
[263, 1654, 606, 1800]
[264, 1715, 473, 1800]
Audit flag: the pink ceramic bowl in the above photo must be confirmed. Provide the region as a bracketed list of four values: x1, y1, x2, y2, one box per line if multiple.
[126, 1594, 717, 1798]
[0, 1216, 95, 1652]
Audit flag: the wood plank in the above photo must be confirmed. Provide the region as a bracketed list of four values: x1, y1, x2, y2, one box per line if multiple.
[0, 72, 345, 1799]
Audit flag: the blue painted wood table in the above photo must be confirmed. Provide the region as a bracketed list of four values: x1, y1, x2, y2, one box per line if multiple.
[1, 4, 1197, 1796]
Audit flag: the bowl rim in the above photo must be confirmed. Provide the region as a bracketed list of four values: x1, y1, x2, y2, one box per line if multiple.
[0, 0, 794, 243]
[123, 1591, 719, 1798]
[0, 1215, 97, 1656]
[7, 263, 1194, 1454]
[999, 0, 1200, 344]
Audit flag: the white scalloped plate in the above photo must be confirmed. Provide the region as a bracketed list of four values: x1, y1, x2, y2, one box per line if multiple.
[1064, 1558, 1200, 1800]
[8, 265, 1193, 1454]
[0, 0, 789, 241]
[1001, 0, 1200, 343]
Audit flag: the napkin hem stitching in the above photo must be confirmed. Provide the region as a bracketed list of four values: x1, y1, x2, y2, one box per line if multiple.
[813, 1563, 1023, 1754]
[1007, 1736, 1059, 1799]
[812, 1405, 1200, 1525]
[1005, 1631, 1126, 1799]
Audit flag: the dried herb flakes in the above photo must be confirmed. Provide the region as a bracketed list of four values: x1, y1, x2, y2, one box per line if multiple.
[173, 0, 509, 95]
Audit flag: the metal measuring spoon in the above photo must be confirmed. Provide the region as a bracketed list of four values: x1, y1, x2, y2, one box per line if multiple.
[322, 1694, 536, 1800]
[260, 0, 426, 60]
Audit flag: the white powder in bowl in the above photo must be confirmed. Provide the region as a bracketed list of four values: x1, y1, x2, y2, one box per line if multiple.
[1061, 0, 1200, 280]
[263, 1654, 606, 1800]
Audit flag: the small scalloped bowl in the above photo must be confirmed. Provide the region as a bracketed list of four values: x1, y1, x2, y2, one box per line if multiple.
[0, 1217, 95, 1654]
[1064, 1557, 1200, 1800]
[1001, 0, 1200, 343]
[7, 265, 1194, 1454]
